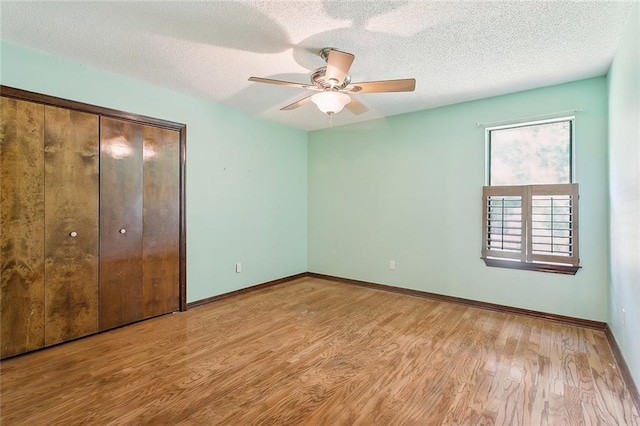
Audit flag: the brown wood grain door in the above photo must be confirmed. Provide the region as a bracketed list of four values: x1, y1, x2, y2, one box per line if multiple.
[142, 126, 180, 318]
[44, 106, 99, 345]
[99, 117, 144, 330]
[0, 97, 46, 358]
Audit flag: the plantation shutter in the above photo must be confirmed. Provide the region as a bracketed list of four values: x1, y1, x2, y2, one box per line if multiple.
[482, 186, 527, 262]
[482, 184, 579, 268]
[528, 184, 579, 266]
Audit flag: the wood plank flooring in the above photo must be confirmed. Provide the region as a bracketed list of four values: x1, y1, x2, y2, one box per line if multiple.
[1, 277, 638, 425]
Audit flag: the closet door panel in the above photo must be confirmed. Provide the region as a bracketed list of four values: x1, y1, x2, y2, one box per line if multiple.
[142, 126, 180, 318]
[0, 97, 45, 357]
[99, 117, 143, 330]
[44, 106, 99, 345]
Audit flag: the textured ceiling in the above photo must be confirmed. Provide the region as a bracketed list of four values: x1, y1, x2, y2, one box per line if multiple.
[0, 1, 635, 131]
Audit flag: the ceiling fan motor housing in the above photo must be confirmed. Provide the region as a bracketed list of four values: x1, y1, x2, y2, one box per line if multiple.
[310, 67, 351, 90]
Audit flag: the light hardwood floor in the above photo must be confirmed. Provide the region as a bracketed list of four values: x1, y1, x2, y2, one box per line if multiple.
[1, 277, 638, 425]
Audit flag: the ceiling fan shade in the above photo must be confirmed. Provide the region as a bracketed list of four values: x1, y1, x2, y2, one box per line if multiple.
[311, 91, 351, 115]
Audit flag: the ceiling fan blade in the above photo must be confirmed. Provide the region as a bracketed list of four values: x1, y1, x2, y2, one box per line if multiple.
[344, 99, 369, 115]
[249, 76, 316, 90]
[325, 49, 355, 86]
[280, 95, 313, 111]
[345, 78, 416, 94]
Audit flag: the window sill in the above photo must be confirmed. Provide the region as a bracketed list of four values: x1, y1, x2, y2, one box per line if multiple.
[482, 257, 580, 275]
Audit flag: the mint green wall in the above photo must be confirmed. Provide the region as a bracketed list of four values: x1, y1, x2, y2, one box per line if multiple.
[309, 77, 609, 321]
[0, 41, 308, 303]
[608, 4, 639, 389]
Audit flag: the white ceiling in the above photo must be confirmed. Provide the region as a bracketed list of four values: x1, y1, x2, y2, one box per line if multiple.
[0, 1, 635, 131]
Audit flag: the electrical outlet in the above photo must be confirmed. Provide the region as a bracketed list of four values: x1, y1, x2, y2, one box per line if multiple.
[236, 262, 242, 273]
[389, 260, 396, 270]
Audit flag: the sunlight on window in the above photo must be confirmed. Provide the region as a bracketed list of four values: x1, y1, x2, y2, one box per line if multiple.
[490, 121, 571, 185]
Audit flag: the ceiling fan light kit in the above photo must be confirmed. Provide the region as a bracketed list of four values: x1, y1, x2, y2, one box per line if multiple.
[311, 91, 351, 115]
[249, 47, 416, 117]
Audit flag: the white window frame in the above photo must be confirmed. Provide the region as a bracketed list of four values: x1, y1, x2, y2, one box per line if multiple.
[484, 116, 576, 186]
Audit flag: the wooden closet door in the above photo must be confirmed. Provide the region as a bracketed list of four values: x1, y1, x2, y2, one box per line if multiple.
[0, 97, 45, 358]
[99, 117, 144, 330]
[142, 126, 180, 318]
[44, 106, 99, 345]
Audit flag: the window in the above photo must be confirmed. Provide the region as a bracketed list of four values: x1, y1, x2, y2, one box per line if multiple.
[488, 119, 572, 185]
[482, 118, 579, 274]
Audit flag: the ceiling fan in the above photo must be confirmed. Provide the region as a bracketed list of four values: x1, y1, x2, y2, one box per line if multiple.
[248, 48, 416, 116]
